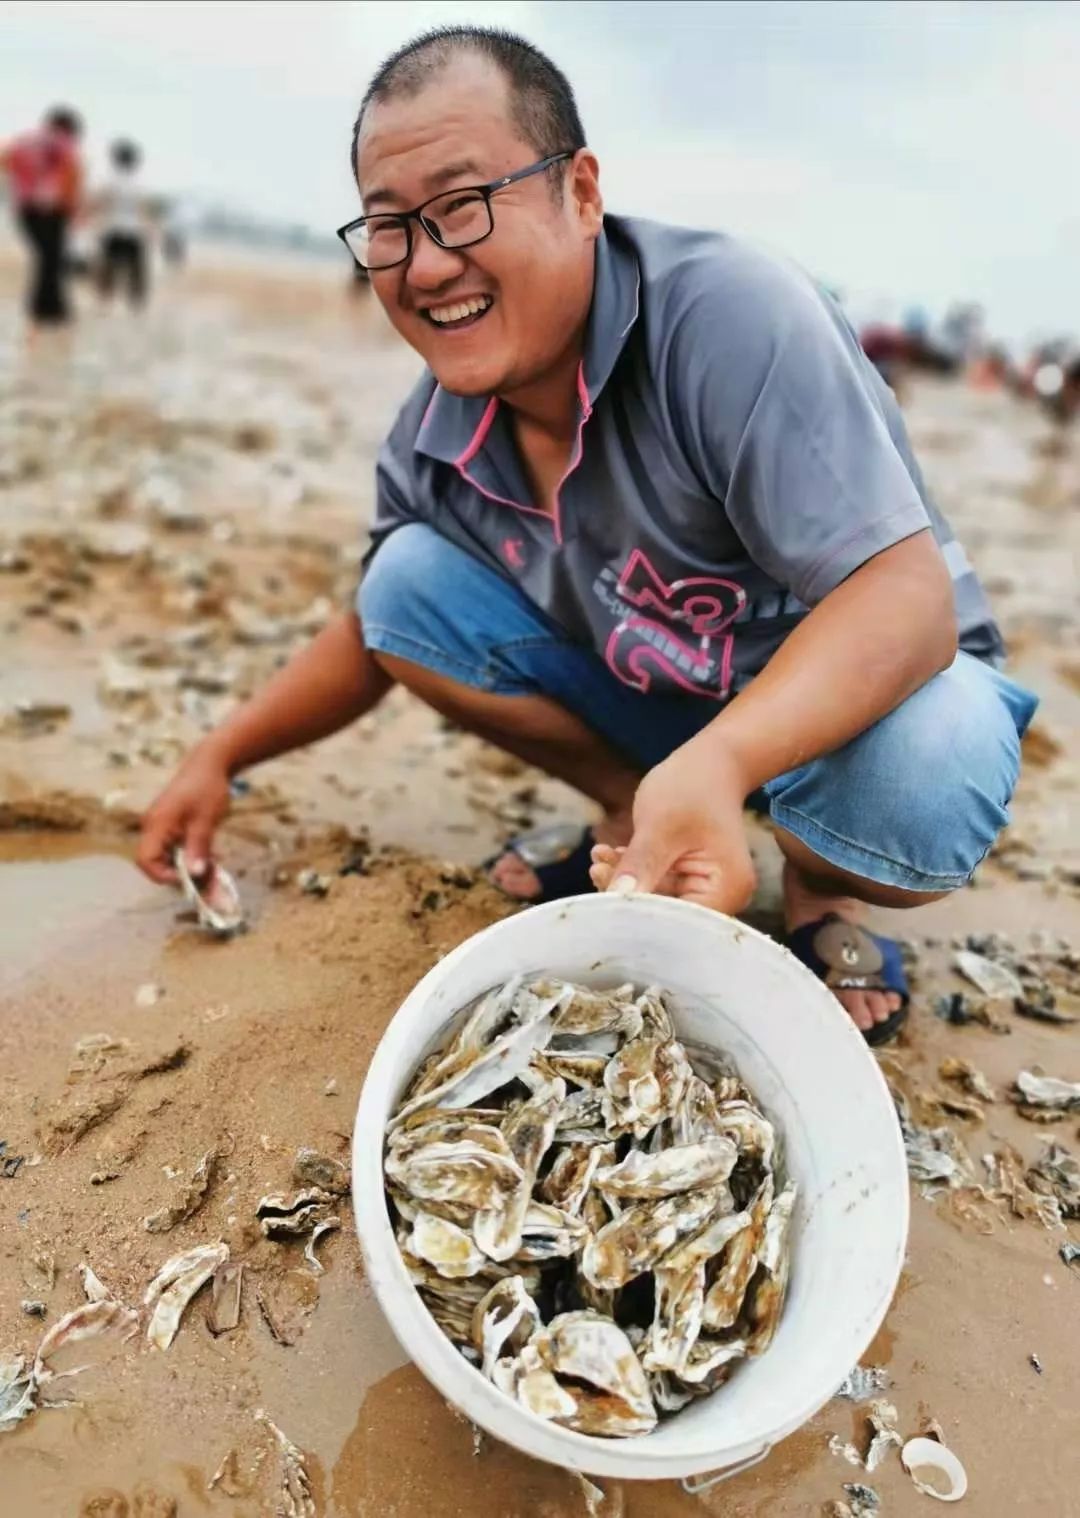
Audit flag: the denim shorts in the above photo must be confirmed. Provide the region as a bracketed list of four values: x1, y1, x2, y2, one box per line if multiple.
[360, 523, 1038, 894]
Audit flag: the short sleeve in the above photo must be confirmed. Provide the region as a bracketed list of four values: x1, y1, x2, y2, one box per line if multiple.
[361, 375, 437, 570]
[666, 246, 931, 606]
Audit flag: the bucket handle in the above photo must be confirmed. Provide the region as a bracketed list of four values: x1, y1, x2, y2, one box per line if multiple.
[680, 1443, 771, 1495]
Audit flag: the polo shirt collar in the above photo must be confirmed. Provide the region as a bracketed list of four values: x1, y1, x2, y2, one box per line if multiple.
[415, 220, 641, 466]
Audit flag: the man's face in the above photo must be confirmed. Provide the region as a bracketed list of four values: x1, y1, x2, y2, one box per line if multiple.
[355, 58, 602, 399]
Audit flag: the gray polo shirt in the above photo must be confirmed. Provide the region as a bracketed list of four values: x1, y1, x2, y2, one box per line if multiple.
[368, 215, 1001, 702]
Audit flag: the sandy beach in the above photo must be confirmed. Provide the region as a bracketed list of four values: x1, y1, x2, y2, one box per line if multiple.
[1, 244, 1079, 1518]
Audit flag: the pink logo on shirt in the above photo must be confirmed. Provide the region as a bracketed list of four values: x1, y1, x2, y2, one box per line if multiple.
[604, 548, 746, 700]
[502, 537, 526, 570]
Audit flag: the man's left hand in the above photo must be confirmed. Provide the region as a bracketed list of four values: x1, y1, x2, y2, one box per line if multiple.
[588, 743, 757, 914]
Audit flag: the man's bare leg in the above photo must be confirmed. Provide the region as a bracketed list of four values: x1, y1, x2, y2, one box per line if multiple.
[373, 651, 640, 895]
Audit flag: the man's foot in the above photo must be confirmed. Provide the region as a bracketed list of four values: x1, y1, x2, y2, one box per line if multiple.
[489, 812, 633, 902]
[782, 862, 902, 1033]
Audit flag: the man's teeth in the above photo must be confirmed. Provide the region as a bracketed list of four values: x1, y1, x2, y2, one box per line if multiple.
[428, 295, 492, 325]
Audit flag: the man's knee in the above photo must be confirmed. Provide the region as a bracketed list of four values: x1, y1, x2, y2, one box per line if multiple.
[767, 656, 1025, 891]
[357, 522, 453, 631]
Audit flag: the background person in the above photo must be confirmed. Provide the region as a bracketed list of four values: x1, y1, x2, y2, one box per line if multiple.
[0, 105, 84, 330]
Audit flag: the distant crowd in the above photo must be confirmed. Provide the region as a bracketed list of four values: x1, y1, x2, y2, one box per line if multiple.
[859, 303, 1080, 425]
[0, 104, 185, 338]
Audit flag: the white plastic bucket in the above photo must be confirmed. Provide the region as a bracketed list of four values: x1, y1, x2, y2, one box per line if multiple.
[352, 893, 908, 1484]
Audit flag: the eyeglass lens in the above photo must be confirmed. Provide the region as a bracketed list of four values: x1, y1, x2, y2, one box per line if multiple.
[347, 189, 493, 270]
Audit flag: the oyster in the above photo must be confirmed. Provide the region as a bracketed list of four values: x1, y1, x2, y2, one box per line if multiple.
[581, 1185, 725, 1290]
[713, 1099, 776, 1167]
[1027, 1140, 1080, 1218]
[173, 850, 245, 937]
[145, 1242, 229, 1350]
[256, 1269, 319, 1346]
[388, 1138, 524, 1211]
[525, 1311, 658, 1436]
[642, 1260, 704, 1374]
[1011, 1069, 1080, 1112]
[257, 1187, 338, 1237]
[474, 1074, 565, 1261]
[601, 1036, 692, 1139]
[390, 985, 564, 1126]
[303, 1217, 341, 1274]
[938, 1056, 996, 1103]
[702, 1177, 774, 1331]
[512, 1200, 589, 1261]
[550, 983, 640, 1040]
[744, 1182, 798, 1356]
[143, 1146, 218, 1232]
[471, 1275, 540, 1377]
[953, 949, 1022, 1001]
[531, 1051, 608, 1088]
[411, 1212, 487, 1278]
[541, 1142, 613, 1216]
[593, 1136, 737, 1199]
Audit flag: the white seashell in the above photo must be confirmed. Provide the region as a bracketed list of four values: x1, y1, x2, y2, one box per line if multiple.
[901, 1436, 968, 1501]
[174, 850, 246, 937]
[145, 1242, 228, 1350]
[953, 950, 1022, 1001]
[411, 1212, 486, 1278]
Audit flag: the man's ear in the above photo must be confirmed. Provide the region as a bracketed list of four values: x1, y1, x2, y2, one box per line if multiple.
[571, 150, 603, 236]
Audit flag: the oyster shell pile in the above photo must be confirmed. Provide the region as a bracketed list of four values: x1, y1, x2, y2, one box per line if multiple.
[384, 976, 796, 1437]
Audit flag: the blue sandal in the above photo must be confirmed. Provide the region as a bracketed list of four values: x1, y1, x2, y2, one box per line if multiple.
[787, 913, 910, 1047]
[486, 822, 596, 904]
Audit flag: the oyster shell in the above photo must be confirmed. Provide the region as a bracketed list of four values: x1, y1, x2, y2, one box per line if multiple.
[531, 1051, 608, 1088]
[173, 850, 245, 937]
[303, 1217, 341, 1274]
[713, 1099, 776, 1167]
[511, 1200, 589, 1262]
[390, 986, 564, 1126]
[601, 1037, 692, 1139]
[526, 1310, 658, 1436]
[471, 1275, 540, 1377]
[145, 1242, 228, 1350]
[550, 983, 640, 1040]
[411, 1211, 487, 1278]
[702, 1176, 774, 1331]
[581, 1185, 725, 1290]
[388, 1137, 524, 1211]
[900, 1435, 968, 1501]
[953, 949, 1022, 1001]
[256, 1409, 315, 1518]
[474, 1075, 565, 1261]
[257, 1187, 337, 1237]
[1012, 1069, 1080, 1112]
[541, 1142, 613, 1216]
[744, 1181, 798, 1356]
[207, 1261, 243, 1335]
[593, 1136, 737, 1199]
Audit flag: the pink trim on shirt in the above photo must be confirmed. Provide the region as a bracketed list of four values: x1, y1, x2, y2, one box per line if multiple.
[450, 361, 594, 549]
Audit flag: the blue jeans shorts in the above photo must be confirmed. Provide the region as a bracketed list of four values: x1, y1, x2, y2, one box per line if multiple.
[360, 524, 1038, 894]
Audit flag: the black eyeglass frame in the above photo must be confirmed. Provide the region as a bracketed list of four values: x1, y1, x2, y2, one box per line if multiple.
[336, 151, 576, 271]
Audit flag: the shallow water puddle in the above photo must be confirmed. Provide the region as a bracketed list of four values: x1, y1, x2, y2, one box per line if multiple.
[0, 836, 158, 992]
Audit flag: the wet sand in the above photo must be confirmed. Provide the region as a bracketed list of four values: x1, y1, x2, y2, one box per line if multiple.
[1, 245, 1079, 1516]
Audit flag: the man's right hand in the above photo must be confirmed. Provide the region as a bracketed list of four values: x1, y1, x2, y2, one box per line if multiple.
[137, 741, 233, 885]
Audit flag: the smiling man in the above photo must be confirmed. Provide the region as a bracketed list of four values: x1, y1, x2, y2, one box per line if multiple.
[139, 25, 1036, 1042]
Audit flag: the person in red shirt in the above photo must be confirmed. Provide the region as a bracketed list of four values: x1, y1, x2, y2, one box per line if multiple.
[1, 106, 85, 329]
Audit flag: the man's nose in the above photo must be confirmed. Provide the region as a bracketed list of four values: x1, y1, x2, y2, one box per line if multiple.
[404, 226, 468, 291]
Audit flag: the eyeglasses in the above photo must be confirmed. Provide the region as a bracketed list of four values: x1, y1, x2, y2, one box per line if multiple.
[337, 152, 575, 272]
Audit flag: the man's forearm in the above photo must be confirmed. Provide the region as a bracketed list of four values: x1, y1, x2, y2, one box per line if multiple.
[202, 609, 393, 776]
[691, 530, 958, 794]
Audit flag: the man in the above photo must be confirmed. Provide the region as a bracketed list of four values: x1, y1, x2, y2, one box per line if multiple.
[138, 26, 1035, 1043]
[95, 139, 151, 310]
[1, 106, 84, 330]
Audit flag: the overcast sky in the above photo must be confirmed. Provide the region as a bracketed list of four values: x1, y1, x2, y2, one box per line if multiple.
[4, 0, 1075, 344]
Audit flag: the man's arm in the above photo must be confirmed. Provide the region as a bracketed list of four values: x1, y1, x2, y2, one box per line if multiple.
[137, 610, 392, 882]
[607, 531, 957, 908]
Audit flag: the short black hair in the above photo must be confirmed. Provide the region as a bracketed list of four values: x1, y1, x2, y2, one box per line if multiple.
[45, 106, 82, 138]
[111, 139, 141, 170]
[352, 25, 585, 194]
